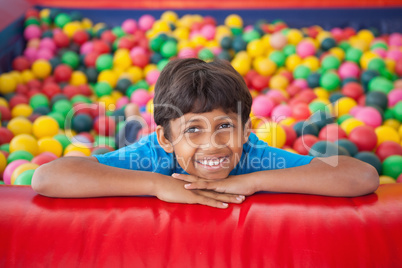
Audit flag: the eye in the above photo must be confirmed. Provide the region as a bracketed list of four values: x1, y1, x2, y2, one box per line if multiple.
[219, 123, 234, 129]
[184, 127, 200, 133]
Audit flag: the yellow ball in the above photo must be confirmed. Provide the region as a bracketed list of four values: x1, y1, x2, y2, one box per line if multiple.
[383, 119, 400, 130]
[302, 56, 320, 71]
[7, 117, 32, 135]
[385, 59, 396, 73]
[161, 11, 178, 23]
[173, 27, 190, 40]
[375, 126, 400, 146]
[287, 29, 303, 45]
[11, 104, 33, 118]
[316, 31, 332, 43]
[255, 122, 286, 148]
[0, 152, 6, 174]
[340, 118, 365, 135]
[98, 70, 118, 87]
[70, 71, 88, 86]
[146, 99, 154, 114]
[329, 47, 345, 61]
[285, 54, 302, 72]
[32, 116, 59, 139]
[0, 73, 17, 94]
[224, 14, 243, 28]
[269, 74, 289, 90]
[39, 8, 50, 19]
[278, 117, 296, 126]
[314, 87, 330, 100]
[9, 134, 38, 155]
[111, 90, 123, 101]
[32, 59, 52, 79]
[38, 137, 63, 157]
[143, 64, 157, 76]
[247, 39, 265, 58]
[0, 97, 8, 107]
[379, 175, 396, 185]
[191, 35, 208, 47]
[231, 58, 250, 76]
[81, 18, 93, 29]
[64, 143, 91, 156]
[98, 95, 116, 111]
[63, 21, 82, 38]
[152, 20, 171, 33]
[21, 70, 35, 83]
[360, 51, 379, 69]
[357, 29, 375, 45]
[11, 163, 39, 185]
[253, 58, 277, 76]
[334, 97, 357, 117]
[113, 50, 132, 70]
[399, 125, 402, 138]
[9, 71, 24, 85]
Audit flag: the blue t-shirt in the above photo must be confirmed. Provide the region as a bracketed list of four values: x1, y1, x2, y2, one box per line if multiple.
[95, 132, 314, 175]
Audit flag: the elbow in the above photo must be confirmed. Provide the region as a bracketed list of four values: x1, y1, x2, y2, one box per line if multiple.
[359, 163, 380, 195]
[31, 164, 51, 196]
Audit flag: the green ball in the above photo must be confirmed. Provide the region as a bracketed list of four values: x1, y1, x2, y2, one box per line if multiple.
[71, 95, 91, 104]
[30, 94, 49, 109]
[382, 155, 402, 179]
[380, 69, 393, 81]
[269, 51, 286, 67]
[94, 82, 113, 97]
[393, 101, 402, 122]
[320, 71, 341, 91]
[338, 41, 351, 52]
[198, 48, 214, 61]
[61, 51, 80, 69]
[157, 59, 170, 70]
[230, 27, 243, 36]
[24, 17, 40, 27]
[96, 54, 113, 71]
[48, 112, 65, 129]
[309, 101, 329, 114]
[7, 150, 34, 164]
[54, 13, 71, 28]
[368, 58, 386, 72]
[283, 44, 296, 57]
[293, 65, 311, 79]
[54, 134, 71, 150]
[322, 55, 340, 71]
[370, 42, 388, 51]
[150, 37, 165, 52]
[52, 99, 73, 117]
[135, 80, 150, 90]
[345, 47, 363, 64]
[112, 26, 126, 38]
[160, 40, 177, 58]
[368, 76, 394, 94]
[337, 114, 353, 124]
[95, 135, 115, 149]
[384, 108, 394, 120]
[14, 169, 35, 186]
[242, 30, 260, 43]
[0, 144, 9, 153]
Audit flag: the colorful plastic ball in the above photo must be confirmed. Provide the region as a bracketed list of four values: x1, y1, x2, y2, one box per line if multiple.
[293, 134, 319, 155]
[32, 116, 59, 138]
[3, 159, 29, 185]
[334, 139, 359, 156]
[379, 175, 396, 185]
[365, 91, 388, 111]
[160, 40, 177, 58]
[72, 114, 93, 133]
[269, 74, 289, 90]
[291, 103, 311, 120]
[24, 25, 41, 40]
[269, 51, 286, 68]
[130, 89, 152, 107]
[271, 104, 292, 122]
[382, 155, 402, 179]
[340, 118, 365, 135]
[375, 141, 402, 162]
[293, 121, 319, 137]
[31, 152, 58, 166]
[7, 117, 32, 135]
[96, 54, 113, 71]
[333, 97, 357, 117]
[281, 124, 297, 147]
[0, 127, 13, 145]
[0, 152, 6, 175]
[296, 41, 316, 58]
[309, 110, 334, 129]
[388, 89, 402, 107]
[375, 126, 400, 146]
[14, 169, 35, 185]
[251, 96, 275, 117]
[354, 152, 382, 175]
[321, 55, 340, 71]
[12, 56, 31, 71]
[270, 32, 287, 50]
[341, 82, 364, 100]
[61, 51, 80, 69]
[122, 19, 137, 34]
[69, 71, 87, 86]
[309, 140, 340, 157]
[394, 101, 402, 122]
[255, 122, 286, 148]
[7, 150, 34, 163]
[319, 123, 347, 142]
[285, 54, 302, 72]
[11, 104, 33, 118]
[53, 99, 73, 117]
[368, 76, 394, 94]
[355, 107, 382, 128]
[10, 162, 38, 184]
[349, 126, 378, 151]
[37, 137, 63, 157]
[29, 93, 49, 109]
[64, 143, 91, 156]
[93, 116, 116, 136]
[320, 71, 341, 91]
[9, 134, 38, 155]
[224, 14, 243, 28]
[0, 74, 17, 94]
[53, 134, 71, 150]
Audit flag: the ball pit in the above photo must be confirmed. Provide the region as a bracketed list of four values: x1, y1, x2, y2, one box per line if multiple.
[0, 8, 401, 186]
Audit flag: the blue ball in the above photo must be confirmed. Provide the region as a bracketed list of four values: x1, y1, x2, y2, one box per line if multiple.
[354, 152, 382, 175]
[293, 121, 319, 137]
[334, 139, 358, 156]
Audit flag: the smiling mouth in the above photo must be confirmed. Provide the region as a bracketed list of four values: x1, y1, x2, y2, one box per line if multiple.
[195, 156, 230, 169]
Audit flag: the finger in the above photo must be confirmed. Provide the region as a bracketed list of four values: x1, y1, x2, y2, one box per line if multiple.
[171, 173, 199, 183]
[184, 181, 216, 191]
[196, 190, 245, 204]
[195, 195, 230, 209]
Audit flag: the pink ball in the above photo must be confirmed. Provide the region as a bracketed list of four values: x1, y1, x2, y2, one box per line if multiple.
[138, 15, 155, 31]
[24, 47, 38, 62]
[330, 27, 343, 36]
[271, 104, 292, 122]
[24, 25, 41, 40]
[387, 49, 402, 61]
[212, 47, 222, 56]
[389, 33, 402, 47]
[116, 96, 129, 110]
[36, 49, 53, 60]
[178, 48, 196, 58]
[130, 46, 147, 58]
[292, 79, 309, 90]
[355, 107, 383, 127]
[338, 62, 360, 79]
[39, 38, 56, 52]
[3, 159, 29, 185]
[140, 112, 155, 129]
[266, 89, 288, 103]
[296, 41, 316, 58]
[200, 24, 216, 40]
[122, 19, 138, 34]
[349, 106, 365, 117]
[251, 95, 275, 117]
[372, 48, 387, 58]
[388, 89, 402, 107]
[270, 32, 287, 50]
[131, 89, 152, 107]
[31, 152, 58, 166]
[146, 70, 160, 85]
[80, 41, 94, 55]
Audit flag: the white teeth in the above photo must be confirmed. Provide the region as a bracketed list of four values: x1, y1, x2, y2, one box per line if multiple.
[198, 157, 226, 166]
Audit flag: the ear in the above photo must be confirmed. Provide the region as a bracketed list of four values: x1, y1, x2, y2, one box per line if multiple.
[242, 119, 252, 144]
[156, 125, 174, 153]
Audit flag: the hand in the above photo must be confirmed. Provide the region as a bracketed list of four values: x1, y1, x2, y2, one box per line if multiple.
[172, 173, 257, 196]
[153, 175, 245, 209]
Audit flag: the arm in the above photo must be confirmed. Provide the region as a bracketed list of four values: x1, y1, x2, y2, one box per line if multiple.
[31, 156, 244, 208]
[176, 156, 380, 197]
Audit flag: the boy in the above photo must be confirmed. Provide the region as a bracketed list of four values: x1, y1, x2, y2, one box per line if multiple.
[32, 58, 379, 209]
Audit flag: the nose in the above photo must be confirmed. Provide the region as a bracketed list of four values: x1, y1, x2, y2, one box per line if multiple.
[187, 130, 230, 150]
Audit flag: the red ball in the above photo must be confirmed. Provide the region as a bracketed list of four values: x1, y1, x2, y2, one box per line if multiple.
[318, 123, 347, 142]
[73, 30, 89, 45]
[54, 64, 73, 82]
[0, 127, 14, 144]
[93, 40, 110, 54]
[42, 83, 61, 99]
[137, 38, 149, 51]
[343, 27, 356, 39]
[245, 70, 259, 82]
[15, 84, 29, 95]
[84, 52, 99, 67]
[43, 76, 56, 84]
[397, 173, 402, 183]
[296, 90, 317, 103]
[293, 134, 319, 155]
[27, 88, 42, 99]
[93, 116, 116, 136]
[292, 102, 311, 120]
[132, 53, 149, 68]
[348, 126, 377, 152]
[31, 152, 58, 166]
[12, 56, 31, 71]
[74, 103, 95, 118]
[358, 95, 366, 106]
[101, 30, 117, 44]
[375, 141, 402, 162]
[53, 31, 70, 48]
[286, 85, 302, 98]
[251, 75, 269, 91]
[117, 36, 135, 50]
[203, 16, 217, 26]
[282, 125, 297, 147]
[342, 82, 364, 100]
[9, 94, 29, 108]
[78, 84, 92, 97]
[27, 79, 42, 89]
[25, 8, 39, 19]
[63, 85, 80, 99]
[395, 59, 402, 77]
[0, 106, 11, 121]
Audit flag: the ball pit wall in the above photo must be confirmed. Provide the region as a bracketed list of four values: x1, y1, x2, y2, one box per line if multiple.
[1, 184, 402, 267]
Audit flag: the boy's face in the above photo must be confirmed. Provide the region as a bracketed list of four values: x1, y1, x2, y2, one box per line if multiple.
[158, 108, 249, 180]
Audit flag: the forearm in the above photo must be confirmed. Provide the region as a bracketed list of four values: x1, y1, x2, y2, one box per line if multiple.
[31, 157, 160, 198]
[252, 156, 379, 197]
